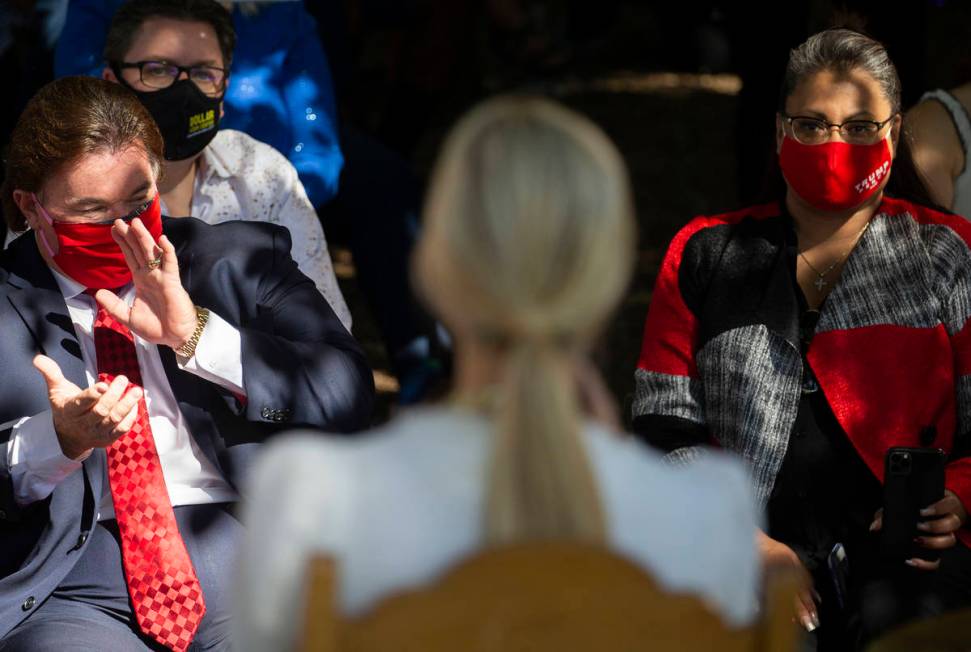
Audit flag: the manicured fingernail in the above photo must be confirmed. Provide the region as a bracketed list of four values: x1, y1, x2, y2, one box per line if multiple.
[917, 522, 930, 531]
[920, 507, 934, 516]
[869, 520, 878, 531]
[802, 615, 817, 632]
[905, 559, 918, 567]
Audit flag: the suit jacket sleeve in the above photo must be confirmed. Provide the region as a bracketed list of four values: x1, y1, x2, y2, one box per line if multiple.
[222, 222, 373, 434]
[0, 424, 24, 522]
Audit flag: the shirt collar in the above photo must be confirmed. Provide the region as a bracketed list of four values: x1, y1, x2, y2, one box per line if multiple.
[48, 266, 133, 304]
[49, 266, 88, 301]
[197, 131, 234, 183]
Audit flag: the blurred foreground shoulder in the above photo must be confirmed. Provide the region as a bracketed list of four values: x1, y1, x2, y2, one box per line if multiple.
[587, 427, 760, 625]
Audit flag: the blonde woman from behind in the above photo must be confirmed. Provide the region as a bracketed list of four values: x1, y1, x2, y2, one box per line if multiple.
[232, 96, 762, 651]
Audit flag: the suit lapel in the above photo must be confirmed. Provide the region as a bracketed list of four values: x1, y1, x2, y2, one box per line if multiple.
[3, 235, 87, 388]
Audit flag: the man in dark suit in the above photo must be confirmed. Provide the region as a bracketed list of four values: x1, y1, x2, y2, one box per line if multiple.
[0, 77, 373, 651]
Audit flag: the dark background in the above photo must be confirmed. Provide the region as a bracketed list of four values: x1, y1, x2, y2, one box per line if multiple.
[4, 0, 971, 421]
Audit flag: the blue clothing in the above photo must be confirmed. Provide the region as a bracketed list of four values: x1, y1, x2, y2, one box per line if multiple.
[54, 0, 343, 208]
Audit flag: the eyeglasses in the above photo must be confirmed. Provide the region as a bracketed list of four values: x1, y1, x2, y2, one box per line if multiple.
[34, 188, 154, 223]
[781, 113, 897, 146]
[115, 60, 226, 97]
[116, 198, 153, 223]
[80, 199, 153, 225]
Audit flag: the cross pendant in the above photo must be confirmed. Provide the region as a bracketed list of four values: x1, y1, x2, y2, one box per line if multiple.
[813, 276, 827, 292]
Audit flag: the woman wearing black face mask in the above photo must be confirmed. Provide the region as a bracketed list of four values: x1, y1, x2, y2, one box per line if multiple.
[103, 5, 231, 217]
[112, 61, 223, 162]
[632, 28, 971, 650]
[100, 0, 353, 332]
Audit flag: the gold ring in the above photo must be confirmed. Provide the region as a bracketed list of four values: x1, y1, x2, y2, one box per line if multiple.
[146, 256, 162, 271]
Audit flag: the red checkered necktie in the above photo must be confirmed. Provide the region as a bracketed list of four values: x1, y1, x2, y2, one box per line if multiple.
[87, 291, 206, 652]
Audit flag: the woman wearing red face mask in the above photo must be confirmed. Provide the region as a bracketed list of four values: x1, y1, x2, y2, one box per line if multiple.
[632, 28, 971, 650]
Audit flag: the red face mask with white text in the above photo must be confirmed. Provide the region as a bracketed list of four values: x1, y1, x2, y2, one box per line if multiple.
[32, 193, 163, 290]
[779, 136, 893, 213]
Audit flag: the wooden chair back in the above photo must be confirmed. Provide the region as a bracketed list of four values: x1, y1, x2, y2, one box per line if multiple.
[300, 542, 800, 652]
[865, 607, 971, 652]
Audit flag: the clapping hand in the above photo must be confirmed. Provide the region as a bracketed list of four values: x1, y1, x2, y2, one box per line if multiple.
[94, 216, 197, 352]
[33, 355, 143, 460]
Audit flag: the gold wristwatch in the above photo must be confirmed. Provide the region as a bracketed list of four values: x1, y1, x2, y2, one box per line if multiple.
[175, 306, 210, 359]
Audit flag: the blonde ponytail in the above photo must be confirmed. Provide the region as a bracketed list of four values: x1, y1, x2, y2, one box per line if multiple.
[487, 338, 606, 542]
[415, 96, 635, 545]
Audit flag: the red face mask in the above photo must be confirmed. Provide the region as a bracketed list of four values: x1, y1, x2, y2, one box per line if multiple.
[779, 136, 893, 213]
[33, 194, 163, 290]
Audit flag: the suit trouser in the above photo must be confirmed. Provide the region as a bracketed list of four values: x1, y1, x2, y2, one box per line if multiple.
[0, 502, 242, 652]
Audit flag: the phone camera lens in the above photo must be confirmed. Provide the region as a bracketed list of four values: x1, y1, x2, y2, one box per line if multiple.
[890, 452, 912, 474]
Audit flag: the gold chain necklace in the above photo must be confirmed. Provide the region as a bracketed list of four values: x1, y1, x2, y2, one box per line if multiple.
[798, 219, 872, 292]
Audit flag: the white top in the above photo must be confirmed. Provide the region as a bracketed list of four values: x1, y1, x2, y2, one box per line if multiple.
[4, 268, 241, 520]
[920, 89, 971, 219]
[234, 406, 762, 651]
[173, 129, 352, 331]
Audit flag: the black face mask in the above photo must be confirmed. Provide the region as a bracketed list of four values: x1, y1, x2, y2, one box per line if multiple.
[121, 77, 222, 161]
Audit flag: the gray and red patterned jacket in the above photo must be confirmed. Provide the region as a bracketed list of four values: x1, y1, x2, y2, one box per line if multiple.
[632, 195, 971, 547]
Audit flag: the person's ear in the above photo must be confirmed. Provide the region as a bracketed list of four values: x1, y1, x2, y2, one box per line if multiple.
[13, 189, 59, 255]
[12, 189, 41, 229]
[102, 66, 118, 83]
[889, 113, 903, 158]
[775, 113, 785, 154]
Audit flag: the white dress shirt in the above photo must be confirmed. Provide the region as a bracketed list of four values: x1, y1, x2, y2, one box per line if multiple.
[5, 268, 240, 520]
[169, 129, 353, 331]
[234, 406, 762, 652]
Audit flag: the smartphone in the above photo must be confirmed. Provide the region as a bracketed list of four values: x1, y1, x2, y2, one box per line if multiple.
[827, 542, 849, 611]
[881, 447, 946, 562]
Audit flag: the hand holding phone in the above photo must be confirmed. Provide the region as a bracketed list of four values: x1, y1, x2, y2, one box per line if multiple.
[879, 447, 946, 565]
[910, 491, 968, 569]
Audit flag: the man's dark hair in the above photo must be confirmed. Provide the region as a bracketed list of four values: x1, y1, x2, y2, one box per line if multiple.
[104, 0, 236, 70]
[1, 77, 165, 231]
